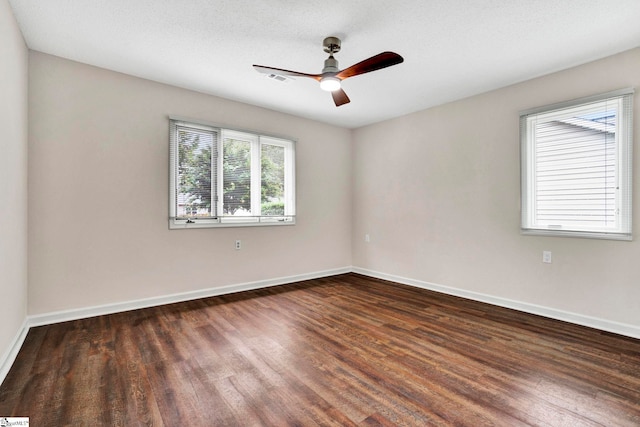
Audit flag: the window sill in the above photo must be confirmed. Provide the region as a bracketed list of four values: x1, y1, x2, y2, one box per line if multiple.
[521, 228, 632, 241]
[169, 216, 295, 229]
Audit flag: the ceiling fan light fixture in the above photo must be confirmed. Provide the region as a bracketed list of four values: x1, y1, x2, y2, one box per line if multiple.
[320, 76, 341, 92]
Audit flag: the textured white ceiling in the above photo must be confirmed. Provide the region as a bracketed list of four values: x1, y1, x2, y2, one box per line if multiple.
[8, 0, 640, 128]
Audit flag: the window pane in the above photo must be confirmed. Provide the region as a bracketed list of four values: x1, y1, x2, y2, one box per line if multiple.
[223, 138, 252, 216]
[532, 104, 617, 228]
[261, 144, 285, 216]
[170, 118, 295, 229]
[177, 126, 214, 218]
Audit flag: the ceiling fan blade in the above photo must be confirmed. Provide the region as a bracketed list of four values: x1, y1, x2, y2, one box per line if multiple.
[336, 52, 404, 80]
[253, 64, 322, 81]
[331, 88, 351, 107]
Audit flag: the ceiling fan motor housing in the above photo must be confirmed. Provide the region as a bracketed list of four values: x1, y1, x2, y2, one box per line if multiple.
[323, 55, 339, 74]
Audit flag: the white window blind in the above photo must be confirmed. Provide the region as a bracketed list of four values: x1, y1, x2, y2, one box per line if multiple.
[520, 89, 633, 240]
[222, 132, 256, 218]
[172, 122, 218, 221]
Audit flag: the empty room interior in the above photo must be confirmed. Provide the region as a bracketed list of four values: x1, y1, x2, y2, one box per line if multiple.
[1, 0, 640, 425]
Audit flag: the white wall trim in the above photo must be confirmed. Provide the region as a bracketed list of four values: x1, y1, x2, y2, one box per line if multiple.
[352, 267, 640, 340]
[27, 267, 351, 327]
[0, 318, 29, 387]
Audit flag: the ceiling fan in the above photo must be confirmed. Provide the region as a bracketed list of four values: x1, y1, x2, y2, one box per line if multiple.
[253, 37, 404, 107]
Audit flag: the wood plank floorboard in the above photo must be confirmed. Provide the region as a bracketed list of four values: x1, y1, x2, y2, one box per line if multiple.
[1, 273, 639, 426]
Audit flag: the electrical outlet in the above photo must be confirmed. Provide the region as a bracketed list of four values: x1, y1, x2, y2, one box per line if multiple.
[542, 251, 552, 263]
[235, 240, 241, 250]
[365, 234, 370, 243]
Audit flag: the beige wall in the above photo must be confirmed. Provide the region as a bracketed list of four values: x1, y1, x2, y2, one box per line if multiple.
[20, 38, 640, 332]
[28, 51, 352, 314]
[0, 0, 28, 365]
[353, 48, 640, 327]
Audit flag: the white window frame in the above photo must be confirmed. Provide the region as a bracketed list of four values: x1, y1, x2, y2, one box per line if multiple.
[520, 88, 633, 240]
[169, 117, 296, 229]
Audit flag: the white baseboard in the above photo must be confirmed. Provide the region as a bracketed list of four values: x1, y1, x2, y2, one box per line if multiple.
[27, 267, 352, 328]
[352, 267, 640, 340]
[0, 318, 29, 387]
[4, 265, 639, 386]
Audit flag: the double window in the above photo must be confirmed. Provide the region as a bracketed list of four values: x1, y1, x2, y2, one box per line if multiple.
[520, 89, 633, 240]
[169, 118, 295, 228]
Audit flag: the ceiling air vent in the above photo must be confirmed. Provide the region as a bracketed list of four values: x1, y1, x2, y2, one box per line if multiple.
[264, 73, 292, 83]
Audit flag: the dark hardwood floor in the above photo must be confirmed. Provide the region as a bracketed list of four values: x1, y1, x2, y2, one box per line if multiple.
[1, 273, 639, 426]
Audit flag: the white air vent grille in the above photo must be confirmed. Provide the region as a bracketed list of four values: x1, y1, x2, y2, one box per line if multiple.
[265, 73, 291, 83]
